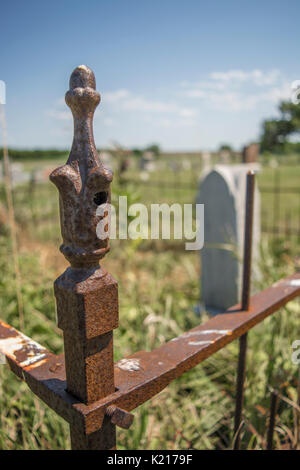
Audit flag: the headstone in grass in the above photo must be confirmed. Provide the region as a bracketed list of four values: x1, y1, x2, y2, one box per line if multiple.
[140, 151, 156, 172]
[197, 164, 260, 314]
[242, 143, 259, 163]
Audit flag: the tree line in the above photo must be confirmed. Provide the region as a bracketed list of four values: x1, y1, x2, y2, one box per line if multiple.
[260, 101, 300, 153]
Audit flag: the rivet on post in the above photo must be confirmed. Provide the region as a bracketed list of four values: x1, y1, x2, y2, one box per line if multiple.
[106, 406, 135, 430]
[50, 65, 118, 450]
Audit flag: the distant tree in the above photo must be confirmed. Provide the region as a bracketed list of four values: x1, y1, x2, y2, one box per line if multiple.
[2, 148, 68, 161]
[260, 101, 300, 153]
[145, 143, 160, 157]
[131, 148, 143, 158]
[218, 144, 232, 152]
[260, 119, 294, 152]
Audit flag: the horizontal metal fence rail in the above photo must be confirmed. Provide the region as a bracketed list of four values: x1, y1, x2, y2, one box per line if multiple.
[0, 272, 299, 447]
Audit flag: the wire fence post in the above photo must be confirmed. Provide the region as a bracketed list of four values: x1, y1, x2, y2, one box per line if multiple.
[0, 105, 24, 331]
[50, 65, 118, 450]
[266, 389, 279, 450]
[233, 171, 255, 450]
[273, 168, 280, 236]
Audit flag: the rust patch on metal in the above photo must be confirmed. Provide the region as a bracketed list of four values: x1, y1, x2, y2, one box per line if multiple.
[0, 320, 50, 369]
[49, 65, 112, 269]
[116, 358, 141, 372]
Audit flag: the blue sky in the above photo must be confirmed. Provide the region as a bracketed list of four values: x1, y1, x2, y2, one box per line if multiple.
[1, 0, 299, 151]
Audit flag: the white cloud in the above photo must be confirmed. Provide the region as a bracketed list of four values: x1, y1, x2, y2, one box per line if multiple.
[47, 109, 71, 121]
[262, 83, 292, 102]
[210, 68, 281, 86]
[210, 69, 249, 82]
[120, 95, 177, 113]
[47, 88, 198, 139]
[104, 89, 130, 103]
[183, 89, 206, 98]
[251, 69, 281, 86]
[208, 91, 250, 111]
[45, 68, 294, 150]
[103, 90, 197, 117]
[179, 108, 197, 118]
[103, 117, 115, 126]
[181, 80, 226, 91]
[181, 69, 291, 112]
[153, 116, 197, 128]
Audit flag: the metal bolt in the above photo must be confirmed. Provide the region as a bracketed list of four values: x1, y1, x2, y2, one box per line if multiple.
[106, 405, 134, 430]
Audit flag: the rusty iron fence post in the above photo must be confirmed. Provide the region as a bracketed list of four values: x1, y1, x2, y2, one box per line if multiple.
[233, 171, 255, 450]
[50, 65, 118, 449]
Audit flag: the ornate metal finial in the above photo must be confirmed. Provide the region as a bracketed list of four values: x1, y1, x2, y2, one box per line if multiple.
[50, 65, 113, 268]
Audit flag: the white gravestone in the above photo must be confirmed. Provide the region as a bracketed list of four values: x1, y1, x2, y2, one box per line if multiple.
[197, 164, 260, 314]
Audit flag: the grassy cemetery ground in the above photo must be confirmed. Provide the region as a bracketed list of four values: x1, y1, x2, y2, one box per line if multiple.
[0, 152, 299, 449]
[6, 151, 300, 245]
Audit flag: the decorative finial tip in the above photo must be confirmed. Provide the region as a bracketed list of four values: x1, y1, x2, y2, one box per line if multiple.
[66, 65, 99, 115]
[50, 65, 111, 268]
[69, 65, 96, 90]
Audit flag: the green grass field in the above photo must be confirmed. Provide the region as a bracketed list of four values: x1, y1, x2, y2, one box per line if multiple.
[0, 152, 299, 449]
[6, 152, 300, 246]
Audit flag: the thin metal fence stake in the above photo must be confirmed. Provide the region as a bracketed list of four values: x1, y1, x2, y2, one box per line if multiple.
[241, 171, 255, 312]
[273, 169, 280, 236]
[296, 366, 300, 449]
[233, 171, 255, 450]
[233, 333, 248, 449]
[266, 390, 278, 450]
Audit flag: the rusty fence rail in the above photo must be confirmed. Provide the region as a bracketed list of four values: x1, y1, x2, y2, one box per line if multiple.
[0, 66, 299, 450]
[0, 272, 299, 449]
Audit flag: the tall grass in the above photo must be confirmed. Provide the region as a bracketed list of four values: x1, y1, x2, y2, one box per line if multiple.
[0, 229, 299, 449]
[0, 153, 299, 449]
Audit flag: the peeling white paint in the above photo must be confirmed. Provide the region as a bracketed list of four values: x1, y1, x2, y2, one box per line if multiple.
[289, 280, 300, 287]
[188, 340, 214, 346]
[20, 354, 47, 368]
[200, 329, 232, 335]
[0, 333, 47, 365]
[171, 329, 232, 342]
[117, 358, 141, 372]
